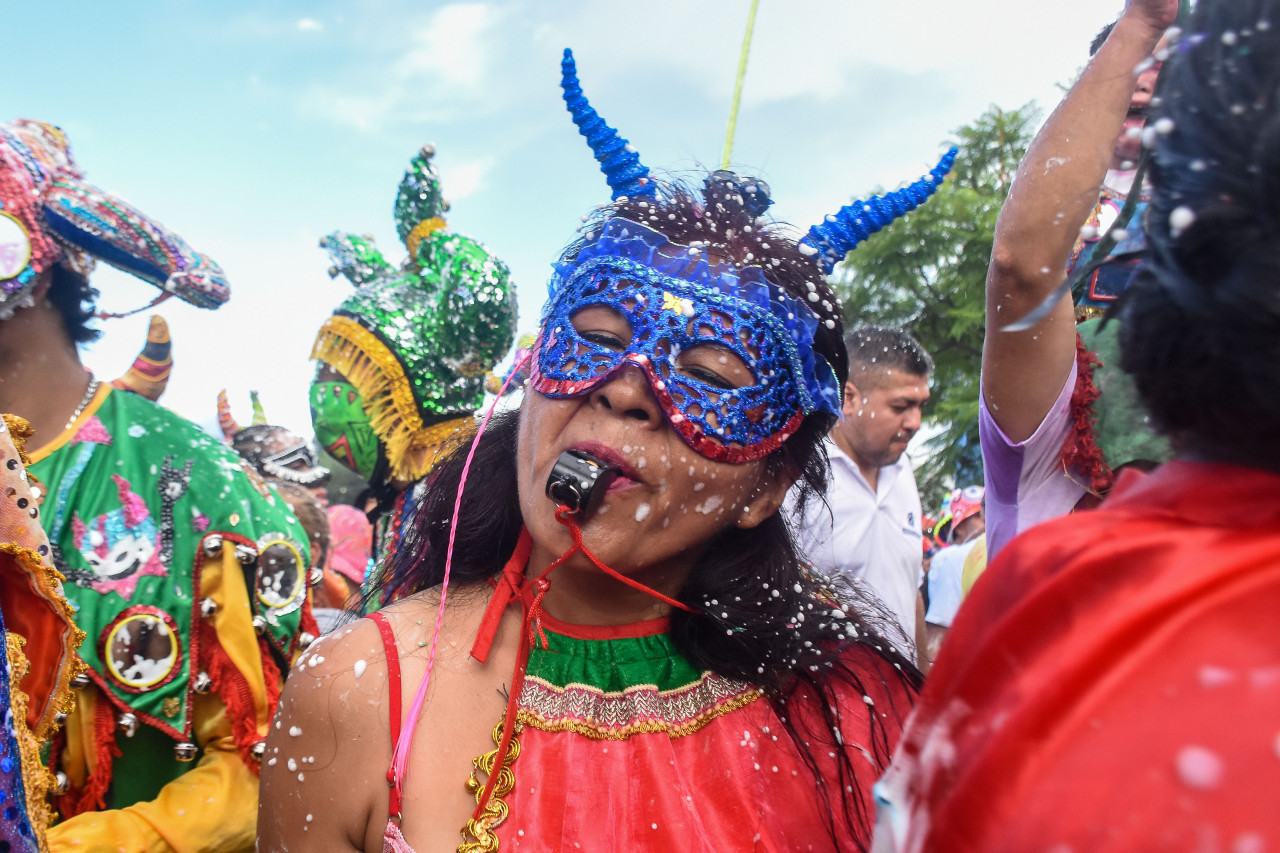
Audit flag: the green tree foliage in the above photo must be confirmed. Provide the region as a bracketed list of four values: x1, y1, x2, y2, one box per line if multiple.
[832, 104, 1040, 511]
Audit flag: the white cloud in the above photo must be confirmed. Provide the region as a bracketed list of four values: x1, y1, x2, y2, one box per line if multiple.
[296, 18, 324, 32]
[298, 3, 501, 132]
[440, 157, 494, 203]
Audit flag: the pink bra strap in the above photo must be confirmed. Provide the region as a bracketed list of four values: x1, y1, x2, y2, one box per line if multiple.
[367, 612, 404, 821]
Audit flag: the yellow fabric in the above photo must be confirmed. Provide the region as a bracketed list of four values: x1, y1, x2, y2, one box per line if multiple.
[47, 694, 258, 853]
[203, 544, 270, 734]
[959, 532, 989, 599]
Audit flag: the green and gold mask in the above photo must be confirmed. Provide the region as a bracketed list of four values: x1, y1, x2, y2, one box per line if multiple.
[310, 380, 379, 481]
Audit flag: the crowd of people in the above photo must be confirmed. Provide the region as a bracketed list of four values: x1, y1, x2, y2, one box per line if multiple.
[0, 0, 1277, 849]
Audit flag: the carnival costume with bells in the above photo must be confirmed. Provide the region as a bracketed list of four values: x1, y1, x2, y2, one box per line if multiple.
[309, 144, 518, 593]
[0, 119, 314, 851]
[372, 50, 955, 853]
[0, 415, 83, 853]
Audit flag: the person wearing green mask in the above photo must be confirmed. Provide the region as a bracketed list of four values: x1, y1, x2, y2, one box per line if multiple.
[309, 144, 518, 604]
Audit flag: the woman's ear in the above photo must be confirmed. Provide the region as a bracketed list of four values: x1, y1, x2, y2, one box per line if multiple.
[735, 467, 796, 530]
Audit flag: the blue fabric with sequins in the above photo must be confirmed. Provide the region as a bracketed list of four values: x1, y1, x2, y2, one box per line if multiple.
[532, 219, 841, 462]
[0, 609, 39, 852]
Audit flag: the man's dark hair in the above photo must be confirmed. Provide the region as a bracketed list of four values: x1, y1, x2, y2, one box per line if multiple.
[844, 324, 933, 386]
[1091, 20, 1118, 56]
[46, 265, 101, 344]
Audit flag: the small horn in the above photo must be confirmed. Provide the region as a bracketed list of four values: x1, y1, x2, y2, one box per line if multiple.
[110, 314, 173, 402]
[216, 389, 240, 441]
[801, 148, 958, 274]
[250, 390, 268, 426]
[561, 48, 655, 200]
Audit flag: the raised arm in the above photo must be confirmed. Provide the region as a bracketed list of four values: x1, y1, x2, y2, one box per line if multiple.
[982, 0, 1175, 442]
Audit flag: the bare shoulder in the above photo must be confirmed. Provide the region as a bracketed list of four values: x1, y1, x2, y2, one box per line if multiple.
[258, 617, 391, 852]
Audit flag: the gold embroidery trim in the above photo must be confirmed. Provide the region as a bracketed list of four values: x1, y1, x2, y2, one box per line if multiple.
[0, 542, 86, 739]
[458, 719, 522, 852]
[516, 687, 761, 741]
[515, 669, 762, 740]
[6, 632, 59, 847]
[312, 316, 475, 483]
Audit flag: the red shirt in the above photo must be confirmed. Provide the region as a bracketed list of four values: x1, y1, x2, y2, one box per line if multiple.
[876, 460, 1280, 852]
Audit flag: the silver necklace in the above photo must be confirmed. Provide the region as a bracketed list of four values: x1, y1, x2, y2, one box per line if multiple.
[65, 373, 101, 431]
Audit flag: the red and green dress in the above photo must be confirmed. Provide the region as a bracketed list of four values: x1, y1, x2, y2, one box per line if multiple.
[377, 595, 913, 852]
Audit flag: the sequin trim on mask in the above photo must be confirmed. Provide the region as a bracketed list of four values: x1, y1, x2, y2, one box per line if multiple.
[532, 219, 840, 463]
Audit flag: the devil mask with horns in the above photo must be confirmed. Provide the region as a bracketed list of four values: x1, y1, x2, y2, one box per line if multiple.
[533, 50, 957, 464]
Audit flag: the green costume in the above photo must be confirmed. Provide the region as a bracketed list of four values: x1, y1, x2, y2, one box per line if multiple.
[31, 386, 312, 817]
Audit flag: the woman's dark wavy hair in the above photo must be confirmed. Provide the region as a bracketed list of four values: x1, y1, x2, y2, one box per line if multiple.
[1119, 0, 1280, 472]
[378, 174, 922, 849]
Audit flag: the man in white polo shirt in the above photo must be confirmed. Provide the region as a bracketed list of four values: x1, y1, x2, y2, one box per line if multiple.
[788, 325, 932, 661]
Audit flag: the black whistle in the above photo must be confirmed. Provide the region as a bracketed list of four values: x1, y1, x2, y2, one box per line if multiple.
[545, 450, 618, 515]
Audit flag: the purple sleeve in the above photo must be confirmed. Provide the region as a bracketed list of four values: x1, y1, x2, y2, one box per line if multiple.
[979, 361, 1086, 561]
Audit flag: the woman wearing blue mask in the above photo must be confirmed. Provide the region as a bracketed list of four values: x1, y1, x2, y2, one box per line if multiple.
[260, 49, 953, 853]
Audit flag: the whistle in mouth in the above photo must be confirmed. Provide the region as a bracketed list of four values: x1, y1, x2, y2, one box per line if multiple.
[545, 450, 618, 515]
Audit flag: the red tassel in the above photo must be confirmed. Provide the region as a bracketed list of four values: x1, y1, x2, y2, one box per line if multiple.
[1060, 334, 1115, 497]
[201, 621, 283, 773]
[55, 695, 122, 818]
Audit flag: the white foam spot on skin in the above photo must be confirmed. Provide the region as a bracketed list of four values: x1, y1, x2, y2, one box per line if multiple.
[694, 496, 724, 515]
[635, 503, 651, 522]
[289, 726, 303, 737]
[1176, 745, 1225, 790]
[353, 659, 367, 679]
[287, 758, 298, 772]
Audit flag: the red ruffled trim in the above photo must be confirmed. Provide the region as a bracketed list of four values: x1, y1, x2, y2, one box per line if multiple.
[200, 621, 283, 774]
[53, 694, 122, 818]
[1060, 334, 1114, 497]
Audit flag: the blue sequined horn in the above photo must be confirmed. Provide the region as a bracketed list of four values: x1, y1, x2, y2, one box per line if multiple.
[561, 48, 655, 200]
[801, 147, 959, 274]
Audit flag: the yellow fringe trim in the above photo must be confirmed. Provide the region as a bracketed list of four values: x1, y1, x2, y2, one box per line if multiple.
[404, 217, 448, 261]
[458, 720, 522, 852]
[311, 315, 476, 483]
[7, 633, 58, 850]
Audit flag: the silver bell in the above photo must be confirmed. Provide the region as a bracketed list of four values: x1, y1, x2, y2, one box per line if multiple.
[194, 671, 213, 694]
[71, 672, 92, 690]
[252, 615, 268, 634]
[200, 597, 219, 619]
[251, 740, 267, 760]
[308, 567, 324, 587]
[298, 631, 316, 650]
[54, 771, 69, 795]
[174, 742, 199, 762]
[117, 712, 139, 738]
[54, 711, 68, 726]
[202, 534, 224, 557]
[234, 543, 258, 565]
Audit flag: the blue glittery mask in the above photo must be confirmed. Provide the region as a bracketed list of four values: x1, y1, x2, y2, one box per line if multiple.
[531, 219, 841, 463]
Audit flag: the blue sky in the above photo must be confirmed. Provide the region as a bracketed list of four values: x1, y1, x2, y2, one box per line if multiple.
[8, 0, 1123, 436]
